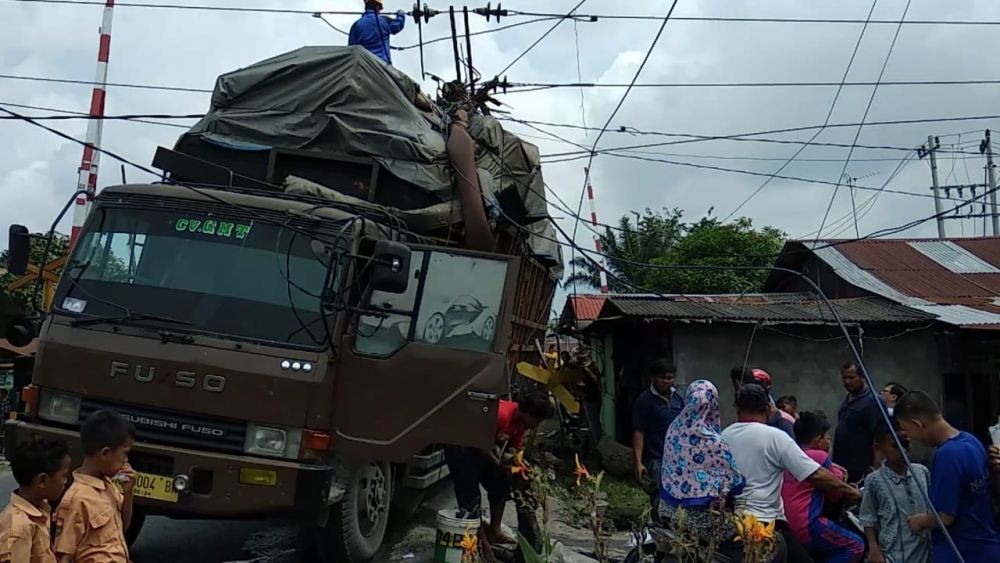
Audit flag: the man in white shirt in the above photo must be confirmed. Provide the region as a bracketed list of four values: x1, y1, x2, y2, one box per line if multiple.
[722, 384, 860, 562]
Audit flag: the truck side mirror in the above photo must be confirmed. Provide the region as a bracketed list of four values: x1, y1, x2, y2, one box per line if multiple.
[7, 225, 30, 276]
[5, 318, 35, 348]
[370, 240, 411, 294]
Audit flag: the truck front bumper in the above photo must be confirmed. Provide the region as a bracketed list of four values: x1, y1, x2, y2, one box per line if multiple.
[5, 420, 332, 520]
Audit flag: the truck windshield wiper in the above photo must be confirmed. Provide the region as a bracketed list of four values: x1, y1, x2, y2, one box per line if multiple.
[70, 312, 194, 328]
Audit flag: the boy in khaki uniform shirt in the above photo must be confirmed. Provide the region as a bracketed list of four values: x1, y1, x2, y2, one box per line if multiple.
[0, 439, 71, 563]
[54, 410, 136, 563]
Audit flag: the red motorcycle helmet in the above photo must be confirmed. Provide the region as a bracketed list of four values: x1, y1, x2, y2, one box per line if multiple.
[751, 368, 772, 391]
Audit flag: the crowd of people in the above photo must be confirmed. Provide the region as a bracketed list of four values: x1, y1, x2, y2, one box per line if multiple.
[0, 410, 136, 562]
[632, 360, 1000, 563]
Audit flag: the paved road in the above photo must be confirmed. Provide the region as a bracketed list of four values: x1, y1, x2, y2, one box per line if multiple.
[2, 470, 299, 562]
[0, 471, 443, 563]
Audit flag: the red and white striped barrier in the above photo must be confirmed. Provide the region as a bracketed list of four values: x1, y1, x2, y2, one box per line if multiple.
[71, 0, 115, 246]
[584, 167, 609, 294]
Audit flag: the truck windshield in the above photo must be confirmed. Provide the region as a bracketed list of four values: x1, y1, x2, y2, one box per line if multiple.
[55, 207, 346, 349]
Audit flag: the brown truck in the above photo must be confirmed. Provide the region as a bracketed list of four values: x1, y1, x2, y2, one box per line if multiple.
[3, 47, 558, 562]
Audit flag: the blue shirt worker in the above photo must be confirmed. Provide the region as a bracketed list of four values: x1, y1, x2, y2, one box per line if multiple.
[894, 390, 1000, 563]
[631, 359, 684, 486]
[348, 0, 406, 65]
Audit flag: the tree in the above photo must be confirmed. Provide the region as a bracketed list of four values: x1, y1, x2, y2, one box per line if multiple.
[566, 210, 785, 295]
[0, 232, 70, 320]
[565, 208, 683, 292]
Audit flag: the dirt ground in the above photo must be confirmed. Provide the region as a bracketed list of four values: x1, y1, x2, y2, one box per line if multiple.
[379, 480, 635, 563]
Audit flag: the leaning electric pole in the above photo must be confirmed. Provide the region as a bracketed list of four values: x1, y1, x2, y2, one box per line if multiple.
[918, 135, 945, 238]
[980, 130, 999, 236]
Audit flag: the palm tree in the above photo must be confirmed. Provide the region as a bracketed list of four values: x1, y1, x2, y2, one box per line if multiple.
[564, 208, 683, 292]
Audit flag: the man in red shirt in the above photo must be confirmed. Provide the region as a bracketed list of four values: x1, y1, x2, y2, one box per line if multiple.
[444, 391, 554, 545]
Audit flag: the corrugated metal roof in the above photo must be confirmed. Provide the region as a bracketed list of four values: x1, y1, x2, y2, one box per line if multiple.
[800, 238, 1000, 327]
[907, 241, 1000, 274]
[599, 293, 931, 325]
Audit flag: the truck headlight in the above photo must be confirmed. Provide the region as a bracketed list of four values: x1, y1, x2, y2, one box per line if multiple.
[38, 392, 82, 425]
[244, 424, 302, 459]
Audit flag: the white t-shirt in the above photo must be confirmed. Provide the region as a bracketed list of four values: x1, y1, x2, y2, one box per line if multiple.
[721, 422, 821, 522]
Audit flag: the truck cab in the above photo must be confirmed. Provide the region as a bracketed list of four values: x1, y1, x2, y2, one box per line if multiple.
[5, 181, 522, 561]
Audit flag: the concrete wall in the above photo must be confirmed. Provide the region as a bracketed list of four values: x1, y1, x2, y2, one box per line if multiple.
[670, 323, 942, 434]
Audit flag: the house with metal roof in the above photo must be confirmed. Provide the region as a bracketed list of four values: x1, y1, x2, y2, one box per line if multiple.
[766, 237, 1000, 441]
[565, 290, 940, 447]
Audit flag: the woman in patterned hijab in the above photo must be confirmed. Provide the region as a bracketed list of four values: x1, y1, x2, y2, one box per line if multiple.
[660, 380, 746, 540]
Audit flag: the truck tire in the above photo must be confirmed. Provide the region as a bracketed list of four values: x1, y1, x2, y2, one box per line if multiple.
[125, 508, 146, 547]
[316, 461, 393, 563]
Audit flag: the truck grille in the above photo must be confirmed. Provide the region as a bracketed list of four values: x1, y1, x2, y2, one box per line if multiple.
[79, 399, 247, 454]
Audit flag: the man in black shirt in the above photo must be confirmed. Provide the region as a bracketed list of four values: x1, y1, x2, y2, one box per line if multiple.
[832, 362, 885, 483]
[631, 360, 684, 487]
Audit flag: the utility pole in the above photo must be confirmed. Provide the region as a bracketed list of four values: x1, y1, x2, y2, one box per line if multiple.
[980, 129, 999, 236]
[919, 135, 945, 238]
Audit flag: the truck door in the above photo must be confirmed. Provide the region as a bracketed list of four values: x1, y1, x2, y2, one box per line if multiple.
[332, 248, 519, 461]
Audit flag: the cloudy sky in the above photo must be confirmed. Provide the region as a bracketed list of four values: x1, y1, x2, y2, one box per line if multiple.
[4, 0, 1000, 293]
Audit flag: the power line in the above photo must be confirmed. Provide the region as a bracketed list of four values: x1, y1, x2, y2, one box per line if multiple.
[569, 0, 680, 318]
[502, 115, 993, 156]
[816, 0, 913, 241]
[497, 0, 586, 76]
[0, 101, 195, 128]
[501, 9, 1000, 27]
[0, 111, 202, 122]
[7, 99, 988, 164]
[11, 0, 1000, 28]
[504, 79, 1000, 90]
[599, 150, 953, 202]
[5, 0, 365, 15]
[722, 0, 879, 222]
[0, 73, 212, 93]
[314, 14, 349, 37]
[506, 115, 995, 154]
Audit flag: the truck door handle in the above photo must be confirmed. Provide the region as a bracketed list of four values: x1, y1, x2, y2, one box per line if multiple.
[467, 392, 498, 402]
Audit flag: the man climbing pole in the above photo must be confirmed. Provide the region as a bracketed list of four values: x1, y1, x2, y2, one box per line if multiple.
[348, 0, 406, 65]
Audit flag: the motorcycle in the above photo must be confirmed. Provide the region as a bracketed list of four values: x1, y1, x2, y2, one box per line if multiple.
[623, 523, 738, 563]
[624, 490, 866, 563]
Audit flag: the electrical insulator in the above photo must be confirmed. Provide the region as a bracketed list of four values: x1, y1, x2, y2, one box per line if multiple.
[474, 3, 507, 22]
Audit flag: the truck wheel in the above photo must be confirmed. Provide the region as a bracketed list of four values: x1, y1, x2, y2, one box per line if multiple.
[125, 508, 146, 547]
[317, 461, 393, 563]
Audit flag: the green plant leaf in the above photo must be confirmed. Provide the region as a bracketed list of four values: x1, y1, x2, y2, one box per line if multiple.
[517, 532, 549, 563]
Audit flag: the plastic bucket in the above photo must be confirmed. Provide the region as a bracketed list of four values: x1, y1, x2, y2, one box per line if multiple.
[434, 509, 479, 563]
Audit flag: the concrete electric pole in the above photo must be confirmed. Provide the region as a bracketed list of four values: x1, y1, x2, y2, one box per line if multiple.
[919, 135, 945, 238]
[980, 130, 999, 236]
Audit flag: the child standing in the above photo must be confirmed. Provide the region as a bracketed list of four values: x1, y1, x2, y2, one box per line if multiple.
[0, 439, 72, 563]
[895, 390, 1000, 563]
[859, 420, 931, 563]
[780, 410, 864, 563]
[54, 410, 136, 563]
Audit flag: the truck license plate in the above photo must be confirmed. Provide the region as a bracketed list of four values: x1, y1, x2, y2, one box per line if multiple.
[133, 472, 179, 503]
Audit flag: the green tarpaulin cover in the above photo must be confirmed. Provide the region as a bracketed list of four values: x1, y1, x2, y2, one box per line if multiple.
[181, 46, 561, 267]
